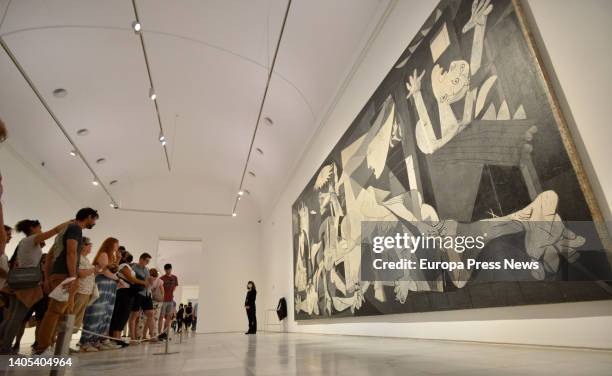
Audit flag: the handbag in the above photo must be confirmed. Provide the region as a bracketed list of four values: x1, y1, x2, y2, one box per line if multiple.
[7, 244, 43, 290]
[7, 267, 42, 290]
[152, 281, 164, 302]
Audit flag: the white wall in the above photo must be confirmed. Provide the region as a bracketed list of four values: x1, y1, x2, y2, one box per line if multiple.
[0, 144, 77, 257]
[260, 0, 612, 349]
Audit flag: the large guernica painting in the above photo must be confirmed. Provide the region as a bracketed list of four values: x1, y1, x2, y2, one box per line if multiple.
[292, 0, 612, 320]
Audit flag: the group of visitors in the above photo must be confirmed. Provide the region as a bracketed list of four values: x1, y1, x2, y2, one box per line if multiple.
[0, 209, 180, 355]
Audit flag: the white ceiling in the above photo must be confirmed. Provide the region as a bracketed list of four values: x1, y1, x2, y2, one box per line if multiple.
[0, 0, 389, 217]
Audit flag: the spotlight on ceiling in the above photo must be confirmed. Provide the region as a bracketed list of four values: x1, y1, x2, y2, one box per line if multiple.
[161, 140, 167, 146]
[96, 158, 106, 164]
[255, 147, 264, 155]
[52, 88, 68, 98]
[69, 150, 77, 157]
[149, 87, 156, 100]
[110, 202, 119, 209]
[238, 190, 244, 196]
[109, 180, 118, 185]
[264, 117, 274, 126]
[159, 134, 165, 142]
[92, 179, 99, 186]
[232, 212, 237, 217]
[76, 128, 89, 136]
[248, 171, 256, 178]
[132, 21, 141, 33]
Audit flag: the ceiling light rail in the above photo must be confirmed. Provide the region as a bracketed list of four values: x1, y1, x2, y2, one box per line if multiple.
[0, 36, 120, 210]
[131, 0, 171, 171]
[232, 0, 292, 217]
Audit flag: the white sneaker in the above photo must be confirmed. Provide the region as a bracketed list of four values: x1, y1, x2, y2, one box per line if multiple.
[80, 344, 99, 353]
[32, 347, 54, 357]
[99, 341, 121, 350]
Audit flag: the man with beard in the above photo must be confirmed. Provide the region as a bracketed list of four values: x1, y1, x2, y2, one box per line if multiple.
[33, 208, 99, 355]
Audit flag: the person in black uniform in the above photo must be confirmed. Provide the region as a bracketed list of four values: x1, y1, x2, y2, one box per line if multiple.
[244, 281, 257, 334]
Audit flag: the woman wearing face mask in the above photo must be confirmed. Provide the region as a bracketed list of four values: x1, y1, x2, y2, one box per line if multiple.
[244, 281, 257, 335]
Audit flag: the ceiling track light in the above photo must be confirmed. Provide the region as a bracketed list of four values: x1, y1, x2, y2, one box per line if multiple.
[238, 190, 244, 196]
[131, 0, 170, 172]
[69, 150, 77, 157]
[232, 212, 237, 217]
[132, 21, 141, 33]
[92, 179, 99, 186]
[234, 0, 291, 206]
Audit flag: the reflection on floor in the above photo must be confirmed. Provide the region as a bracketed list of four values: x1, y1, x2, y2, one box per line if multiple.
[8, 332, 612, 375]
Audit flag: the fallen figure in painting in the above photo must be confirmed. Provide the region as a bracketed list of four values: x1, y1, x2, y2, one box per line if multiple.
[383, 189, 586, 304]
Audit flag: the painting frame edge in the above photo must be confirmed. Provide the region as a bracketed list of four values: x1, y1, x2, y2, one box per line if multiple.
[511, 0, 611, 249]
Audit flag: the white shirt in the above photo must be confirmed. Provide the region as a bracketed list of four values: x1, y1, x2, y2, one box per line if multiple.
[77, 255, 95, 295]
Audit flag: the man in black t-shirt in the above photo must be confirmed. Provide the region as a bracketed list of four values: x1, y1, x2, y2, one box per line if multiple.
[34, 208, 98, 355]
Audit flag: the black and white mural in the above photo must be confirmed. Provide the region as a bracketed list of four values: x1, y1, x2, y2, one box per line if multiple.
[292, 0, 611, 320]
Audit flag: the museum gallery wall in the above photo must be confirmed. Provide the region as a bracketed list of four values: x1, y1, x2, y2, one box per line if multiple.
[291, 0, 611, 320]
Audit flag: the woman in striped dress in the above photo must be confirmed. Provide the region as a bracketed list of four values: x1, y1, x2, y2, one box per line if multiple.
[79, 237, 121, 352]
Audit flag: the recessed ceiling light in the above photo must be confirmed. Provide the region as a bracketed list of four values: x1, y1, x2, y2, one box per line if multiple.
[110, 202, 119, 209]
[149, 87, 156, 100]
[255, 147, 264, 155]
[76, 128, 89, 136]
[161, 140, 167, 146]
[264, 117, 274, 126]
[232, 212, 237, 217]
[238, 190, 244, 196]
[52, 88, 68, 98]
[92, 179, 99, 186]
[132, 21, 141, 33]
[248, 171, 256, 178]
[69, 150, 77, 157]
[109, 180, 118, 185]
[96, 158, 106, 164]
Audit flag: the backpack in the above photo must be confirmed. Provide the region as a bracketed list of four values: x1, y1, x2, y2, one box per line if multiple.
[48, 226, 68, 265]
[276, 297, 287, 321]
[152, 280, 164, 302]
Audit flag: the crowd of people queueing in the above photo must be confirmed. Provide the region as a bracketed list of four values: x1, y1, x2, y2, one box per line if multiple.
[0, 207, 186, 355]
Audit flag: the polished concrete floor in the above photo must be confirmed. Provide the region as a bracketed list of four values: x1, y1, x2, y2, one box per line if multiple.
[4, 332, 612, 375]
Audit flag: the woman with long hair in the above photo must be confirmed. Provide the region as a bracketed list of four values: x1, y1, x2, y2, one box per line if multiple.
[0, 218, 70, 354]
[109, 251, 145, 342]
[244, 281, 257, 334]
[79, 237, 121, 352]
